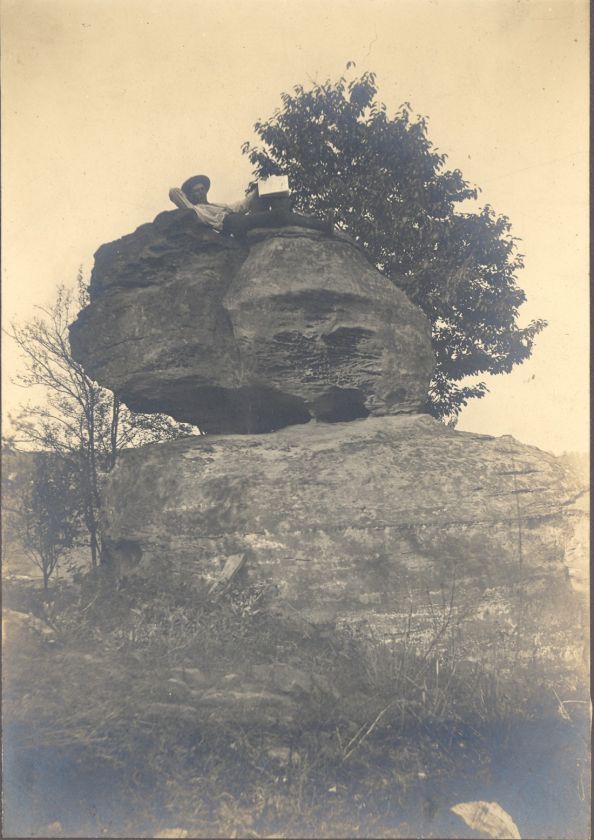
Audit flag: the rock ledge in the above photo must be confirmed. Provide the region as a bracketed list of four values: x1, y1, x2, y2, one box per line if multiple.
[69, 216, 435, 432]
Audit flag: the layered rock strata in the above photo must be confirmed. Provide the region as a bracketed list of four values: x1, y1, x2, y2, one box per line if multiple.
[101, 415, 586, 682]
[70, 209, 587, 725]
[69, 211, 435, 433]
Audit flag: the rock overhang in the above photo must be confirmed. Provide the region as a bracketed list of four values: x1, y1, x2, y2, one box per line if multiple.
[69, 215, 436, 433]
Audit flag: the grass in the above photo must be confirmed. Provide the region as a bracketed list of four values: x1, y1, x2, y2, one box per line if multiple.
[3, 570, 589, 837]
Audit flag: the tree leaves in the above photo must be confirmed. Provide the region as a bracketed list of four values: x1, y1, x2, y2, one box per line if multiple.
[20, 452, 78, 589]
[242, 70, 546, 422]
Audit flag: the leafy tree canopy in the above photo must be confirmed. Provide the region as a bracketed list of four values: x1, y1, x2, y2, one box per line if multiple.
[243, 68, 546, 422]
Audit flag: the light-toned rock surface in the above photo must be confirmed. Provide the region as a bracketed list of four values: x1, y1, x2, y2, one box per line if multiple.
[224, 228, 435, 424]
[67, 212, 586, 729]
[451, 801, 522, 839]
[101, 415, 586, 681]
[2, 608, 56, 647]
[69, 216, 434, 432]
[69, 211, 246, 431]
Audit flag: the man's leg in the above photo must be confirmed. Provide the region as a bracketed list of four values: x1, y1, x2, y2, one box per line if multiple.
[221, 212, 252, 237]
[222, 211, 283, 237]
[223, 210, 333, 238]
[259, 208, 333, 233]
[284, 211, 333, 234]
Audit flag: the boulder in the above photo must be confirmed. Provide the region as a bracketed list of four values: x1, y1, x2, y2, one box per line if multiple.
[69, 216, 435, 433]
[223, 228, 435, 425]
[100, 415, 586, 684]
[69, 211, 246, 432]
[451, 801, 521, 840]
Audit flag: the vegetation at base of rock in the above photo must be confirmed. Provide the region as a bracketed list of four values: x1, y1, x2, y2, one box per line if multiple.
[4, 571, 587, 837]
[5, 276, 195, 575]
[17, 452, 79, 590]
[243, 67, 547, 423]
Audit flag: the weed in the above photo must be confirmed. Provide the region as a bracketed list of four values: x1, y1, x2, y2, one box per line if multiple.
[3, 570, 588, 837]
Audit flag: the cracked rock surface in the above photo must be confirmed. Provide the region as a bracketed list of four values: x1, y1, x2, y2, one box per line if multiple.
[69, 211, 435, 433]
[101, 415, 587, 680]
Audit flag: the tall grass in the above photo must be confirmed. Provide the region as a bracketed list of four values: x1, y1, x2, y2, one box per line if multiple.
[3, 569, 587, 837]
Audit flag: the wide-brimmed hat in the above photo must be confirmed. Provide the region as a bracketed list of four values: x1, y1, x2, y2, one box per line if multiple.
[181, 174, 211, 194]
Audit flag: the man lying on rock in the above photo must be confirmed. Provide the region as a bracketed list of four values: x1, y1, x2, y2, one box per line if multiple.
[169, 174, 334, 238]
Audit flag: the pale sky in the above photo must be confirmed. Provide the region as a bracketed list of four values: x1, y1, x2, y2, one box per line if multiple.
[1, 0, 589, 454]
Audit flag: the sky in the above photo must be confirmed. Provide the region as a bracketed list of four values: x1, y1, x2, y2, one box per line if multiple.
[1, 0, 589, 454]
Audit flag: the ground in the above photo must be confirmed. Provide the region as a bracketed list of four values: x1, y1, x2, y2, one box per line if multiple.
[2, 568, 589, 839]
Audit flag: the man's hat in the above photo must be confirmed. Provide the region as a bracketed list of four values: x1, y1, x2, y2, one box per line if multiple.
[181, 174, 211, 194]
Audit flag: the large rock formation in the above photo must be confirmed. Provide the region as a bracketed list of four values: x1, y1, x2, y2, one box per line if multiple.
[69, 211, 435, 433]
[70, 208, 587, 723]
[101, 415, 586, 682]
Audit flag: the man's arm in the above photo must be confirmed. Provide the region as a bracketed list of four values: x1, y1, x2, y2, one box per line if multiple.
[227, 185, 259, 214]
[169, 187, 195, 210]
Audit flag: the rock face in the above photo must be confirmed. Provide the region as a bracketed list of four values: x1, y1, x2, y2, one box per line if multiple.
[69, 209, 586, 729]
[101, 415, 586, 681]
[69, 212, 435, 433]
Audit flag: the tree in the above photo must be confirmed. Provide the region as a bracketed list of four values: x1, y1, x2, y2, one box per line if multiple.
[20, 453, 78, 591]
[7, 276, 196, 569]
[2, 443, 32, 570]
[242, 68, 546, 422]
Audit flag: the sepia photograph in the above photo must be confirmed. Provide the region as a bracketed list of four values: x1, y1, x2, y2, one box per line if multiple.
[1, 0, 589, 837]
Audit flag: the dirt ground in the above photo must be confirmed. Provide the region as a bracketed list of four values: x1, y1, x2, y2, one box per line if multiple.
[2, 573, 590, 839]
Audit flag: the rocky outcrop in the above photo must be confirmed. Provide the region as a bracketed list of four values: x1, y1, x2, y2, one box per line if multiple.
[67, 208, 587, 731]
[69, 212, 435, 433]
[101, 415, 586, 683]
[70, 211, 248, 431]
